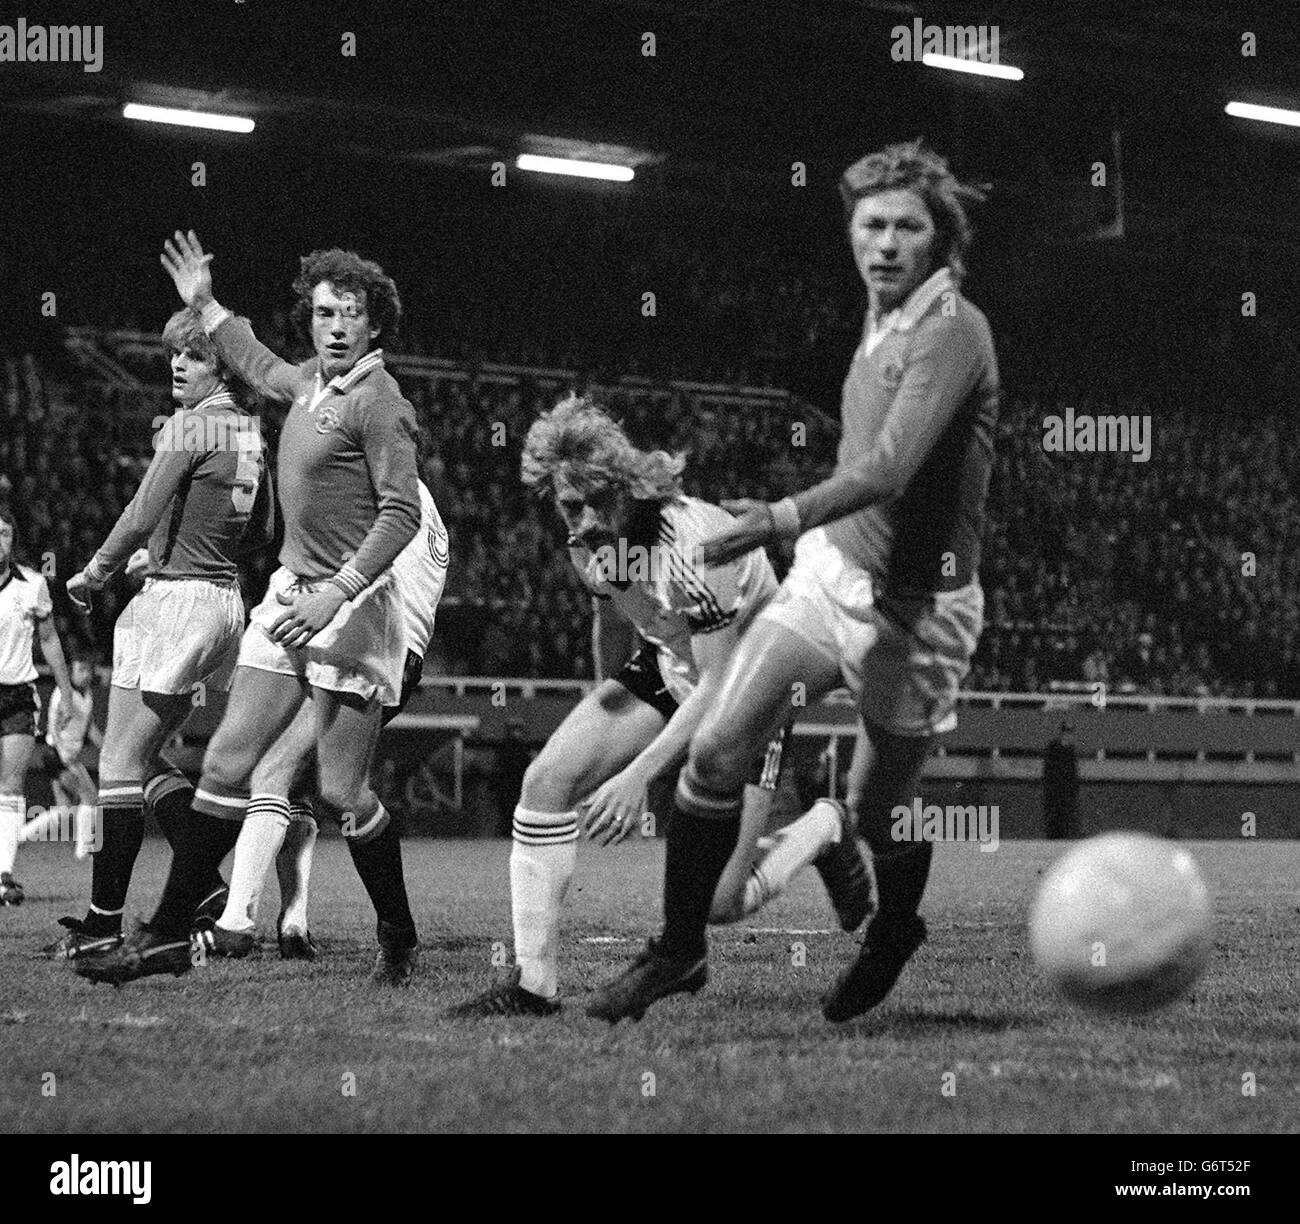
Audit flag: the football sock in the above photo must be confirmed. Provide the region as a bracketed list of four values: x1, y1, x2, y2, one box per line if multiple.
[342, 803, 415, 937]
[148, 810, 242, 937]
[219, 794, 290, 934]
[277, 804, 318, 933]
[869, 839, 933, 925]
[732, 799, 841, 919]
[509, 806, 579, 998]
[86, 788, 144, 936]
[661, 770, 743, 958]
[148, 770, 226, 898]
[0, 792, 24, 876]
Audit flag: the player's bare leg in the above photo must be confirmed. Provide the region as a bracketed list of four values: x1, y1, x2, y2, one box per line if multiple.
[821, 717, 932, 1022]
[0, 732, 35, 905]
[311, 686, 416, 986]
[588, 620, 841, 1021]
[450, 679, 665, 1016]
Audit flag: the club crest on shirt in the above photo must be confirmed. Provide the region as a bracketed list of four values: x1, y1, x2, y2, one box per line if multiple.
[314, 402, 343, 434]
[881, 357, 905, 389]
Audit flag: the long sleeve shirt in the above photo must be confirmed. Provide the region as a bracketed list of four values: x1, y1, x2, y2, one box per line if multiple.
[205, 313, 420, 593]
[89, 390, 273, 584]
[823, 266, 1000, 596]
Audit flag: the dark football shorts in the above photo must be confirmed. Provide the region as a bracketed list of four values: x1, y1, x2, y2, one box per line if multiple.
[614, 640, 790, 792]
[0, 682, 38, 738]
[381, 650, 424, 727]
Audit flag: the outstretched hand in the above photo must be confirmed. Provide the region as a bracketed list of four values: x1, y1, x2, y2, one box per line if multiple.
[160, 230, 215, 308]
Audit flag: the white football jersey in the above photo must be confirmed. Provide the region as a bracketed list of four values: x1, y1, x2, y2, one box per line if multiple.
[0, 566, 52, 685]
[570, 495, 777, 703]
[391, 480, 448, 659]
[46, 686, 94, 762]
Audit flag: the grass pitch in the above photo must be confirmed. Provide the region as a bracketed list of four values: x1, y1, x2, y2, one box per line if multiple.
[1, 837, 1296, 1133]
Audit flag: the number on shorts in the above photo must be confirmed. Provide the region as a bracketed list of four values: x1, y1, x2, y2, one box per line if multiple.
[232, 431, 261, 513]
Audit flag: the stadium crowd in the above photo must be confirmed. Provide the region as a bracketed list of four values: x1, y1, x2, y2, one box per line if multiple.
[5, 229, 1299, 700]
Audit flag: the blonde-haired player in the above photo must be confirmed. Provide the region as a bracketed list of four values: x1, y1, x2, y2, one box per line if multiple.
[450, 396, 872, 1017]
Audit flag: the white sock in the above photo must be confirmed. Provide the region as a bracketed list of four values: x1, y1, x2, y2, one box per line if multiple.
[277, 811, 318, 933]
[747, 799, 841, 914]
[510, 806, 578, 998]
[75, 805, 98, 859]
[219, 793, 290, 933]
[0, 793, 24, 876]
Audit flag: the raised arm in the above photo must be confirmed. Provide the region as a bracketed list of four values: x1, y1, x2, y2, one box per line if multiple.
[161, 230, 299, 403]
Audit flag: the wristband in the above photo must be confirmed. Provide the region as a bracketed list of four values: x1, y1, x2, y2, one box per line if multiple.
[199, 299, 232, 334]
[82, 557, 110, 587]
[769, 497, 802, 539]
[329, 565, 367, 600]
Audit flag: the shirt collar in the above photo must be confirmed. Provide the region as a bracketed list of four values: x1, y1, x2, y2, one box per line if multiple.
[189, 389, 238, 414]
[868, 266, 955, 339]
[323, 348, 385, 394]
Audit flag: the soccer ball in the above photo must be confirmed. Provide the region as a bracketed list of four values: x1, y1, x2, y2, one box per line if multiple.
[1029, 832, 1213, 1014]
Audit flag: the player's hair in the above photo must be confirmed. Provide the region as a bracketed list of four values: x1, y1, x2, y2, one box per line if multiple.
[520, 394, 685, 503]
[289, 248, 402, 350]
[162, 308, 255, 411]
[0, 502, 26, 567]
[839, 139, 987, 279]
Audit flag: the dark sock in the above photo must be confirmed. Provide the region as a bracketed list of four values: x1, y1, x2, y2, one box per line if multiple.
[148, 813, 242, 937]
[346, 817, 415, 939]
[869, 840, 933, 925]
[151, 780, 226, 897]
[660, 806, 741, 958]
[86, 804, 144, 934]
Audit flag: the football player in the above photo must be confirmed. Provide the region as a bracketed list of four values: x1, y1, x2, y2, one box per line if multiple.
[449, 395, 873, 1017]
[20, 649, 102, 860]
[588, 141, 999, 1023]
[0, 505, 76, 905]
[75, 233, 424, 987]
[197, 472, 447, 961]
[43, 311, 272, 958]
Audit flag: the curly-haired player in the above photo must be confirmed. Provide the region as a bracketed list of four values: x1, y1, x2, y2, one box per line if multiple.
[76, 233, 423, 987]
[449, 395, 873, 1017]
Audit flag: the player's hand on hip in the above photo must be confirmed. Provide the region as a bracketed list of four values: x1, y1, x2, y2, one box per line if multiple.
[270, 585, 347, 648]
[579, 769, 649, 847]
[160, 230, 215, 308]
[699, 499, 775, 566]
[125, 548, 150, 580]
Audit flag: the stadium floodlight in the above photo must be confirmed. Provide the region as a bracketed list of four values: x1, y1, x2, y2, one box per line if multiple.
[516, 153, 634, 182]
[122, 103, 255, 133]
[922, 53, 1023, 81]
[1225, 101, 1300, 129]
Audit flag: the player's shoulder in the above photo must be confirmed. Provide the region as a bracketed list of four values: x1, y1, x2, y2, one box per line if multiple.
[658, 495, 734, 548]
[914, 285, 994, 351]
[12, 565, 50, 605]
[13, 563, 44, 585]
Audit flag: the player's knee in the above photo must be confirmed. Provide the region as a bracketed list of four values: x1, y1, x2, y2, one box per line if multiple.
[200, 739, 257, 792]
[520, 754, 578, 812]
[315, 778, 367, 821]
[687, 727, 748, 792]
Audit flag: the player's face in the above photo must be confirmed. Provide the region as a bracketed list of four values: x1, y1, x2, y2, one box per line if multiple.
[849, 188, 938, 312]
[312, 282, 381, 379]
[0, 519, 12, 568]
[553, 473, 631, 552]
[170, 346, 223, 408]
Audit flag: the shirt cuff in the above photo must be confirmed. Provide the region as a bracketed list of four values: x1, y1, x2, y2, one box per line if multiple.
[329, 565, 368, 599]
[200, 300, 232, 334]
